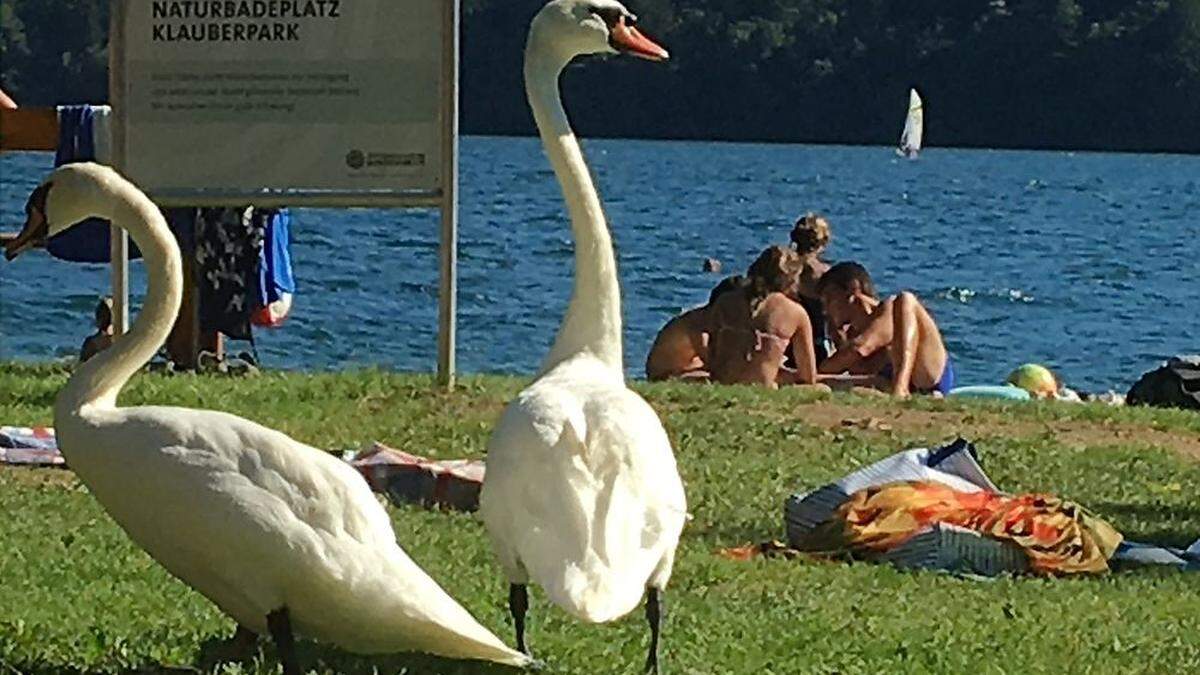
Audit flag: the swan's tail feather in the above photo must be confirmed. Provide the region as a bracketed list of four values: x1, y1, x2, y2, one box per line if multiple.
[543, 563, 648, 624]
[421, 633, 532, 667]
[336, 550, 532, 666]
[385, 598, 532, 667]
[346, 610, 531, 666]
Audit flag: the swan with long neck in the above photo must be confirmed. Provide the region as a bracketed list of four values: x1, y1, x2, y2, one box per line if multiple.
[4, 163, 529, 673]
[478, 2, 686, 671]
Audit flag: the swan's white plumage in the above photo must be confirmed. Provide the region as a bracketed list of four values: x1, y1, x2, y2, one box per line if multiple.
[34, 162, 528, 667]
[58, 405, 522, 661]
[481, 357, 685, 622]
[479, 0, 687, 625]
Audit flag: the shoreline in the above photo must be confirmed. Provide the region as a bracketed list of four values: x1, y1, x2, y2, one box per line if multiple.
[4, 361, 1197, 460]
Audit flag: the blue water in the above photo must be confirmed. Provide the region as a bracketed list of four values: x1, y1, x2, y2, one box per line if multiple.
[2, 138, 1198, 392]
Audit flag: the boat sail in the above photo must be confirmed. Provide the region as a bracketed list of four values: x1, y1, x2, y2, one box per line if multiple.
[897, 88, 923, 158]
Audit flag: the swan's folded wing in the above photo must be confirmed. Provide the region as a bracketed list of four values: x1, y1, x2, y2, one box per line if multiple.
[588, 388, 688, 586]
[481, 386, 686, 623]
[90, 407, 399, 591]
[130, 406, 397, 545]
[86, 407, 527, 664]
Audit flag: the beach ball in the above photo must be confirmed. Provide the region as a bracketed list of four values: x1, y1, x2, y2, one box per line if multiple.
[1007, 364, 1058, 399]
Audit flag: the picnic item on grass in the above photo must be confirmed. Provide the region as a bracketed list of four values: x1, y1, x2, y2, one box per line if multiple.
[349, 442, 485, 512]
[799, 479, 1122, 575]
[948, 384, 1031, 400]
[775, 439, 1196, 576]
[1127, 355, 1200, 410]
[0, 426, 65, 467]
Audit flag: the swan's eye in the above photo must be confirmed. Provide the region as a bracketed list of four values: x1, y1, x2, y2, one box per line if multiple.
[592, 6, 631, 29]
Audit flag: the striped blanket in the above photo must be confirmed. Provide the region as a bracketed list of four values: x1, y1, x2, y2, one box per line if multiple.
[349, 442, 485, 512]
[0, 427, 482, 513]
[0, 426, 65, 466]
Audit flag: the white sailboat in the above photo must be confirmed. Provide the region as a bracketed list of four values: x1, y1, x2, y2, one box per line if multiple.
[897, 88, 924, 159]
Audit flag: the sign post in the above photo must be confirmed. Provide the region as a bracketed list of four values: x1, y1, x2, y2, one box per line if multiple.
[109, 3, 131, 337]
[437, 0, 459, 386]
[110, 0, 459, 383]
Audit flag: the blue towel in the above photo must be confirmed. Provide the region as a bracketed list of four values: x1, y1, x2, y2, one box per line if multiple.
[47, 105, 143, 263]
[256, 209, 295, 307]
[1112, 540, 1200, 572]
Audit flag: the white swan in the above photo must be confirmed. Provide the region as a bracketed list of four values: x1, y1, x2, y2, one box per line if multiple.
[3, 163, 529, 673]
[478, 1, 686, 671]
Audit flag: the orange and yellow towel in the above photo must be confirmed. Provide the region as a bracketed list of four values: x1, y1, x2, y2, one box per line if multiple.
[802, 480, 1122, 574]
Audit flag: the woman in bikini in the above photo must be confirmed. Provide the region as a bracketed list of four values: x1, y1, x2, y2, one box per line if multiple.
[707, 246, 820, 388]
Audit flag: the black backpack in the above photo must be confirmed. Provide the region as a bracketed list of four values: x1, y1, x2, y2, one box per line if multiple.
[1127, 356, 1200, 410]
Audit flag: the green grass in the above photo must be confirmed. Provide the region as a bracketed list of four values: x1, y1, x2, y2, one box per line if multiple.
[1, 362, 1198, 674]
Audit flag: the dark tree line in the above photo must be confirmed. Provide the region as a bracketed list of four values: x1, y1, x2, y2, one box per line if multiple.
[3, 0, 1198, 152]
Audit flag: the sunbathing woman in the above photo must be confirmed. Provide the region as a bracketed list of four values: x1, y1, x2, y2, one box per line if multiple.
[707, 246, 819, 388]
[645, 275, 747, 381]
[817, 262, 955, 397]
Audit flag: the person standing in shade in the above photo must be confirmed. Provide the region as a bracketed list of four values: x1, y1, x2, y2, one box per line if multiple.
[80, 297, 115, 363]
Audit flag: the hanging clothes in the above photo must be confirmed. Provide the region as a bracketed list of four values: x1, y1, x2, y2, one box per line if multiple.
[251, 209, 295, 328]
[47, 106, 296, 343]
[47, 105, 143, 263]
[195, 207, 265, 341]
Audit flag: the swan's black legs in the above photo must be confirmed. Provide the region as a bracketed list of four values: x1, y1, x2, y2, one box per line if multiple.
[228, 624, 259, 657]
[509, 583, 530, 655]
[644, 587, 662, 674]
[267, 608, 301, 675]
[208, 624, 259, 666]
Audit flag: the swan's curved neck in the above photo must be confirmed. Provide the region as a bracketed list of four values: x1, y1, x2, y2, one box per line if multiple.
[57, 180, 181, 414]
[525, 46, 623, 376]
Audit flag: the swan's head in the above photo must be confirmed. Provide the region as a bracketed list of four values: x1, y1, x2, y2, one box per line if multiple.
[528, 0, 668, 64]
[4, 163, 110, 261]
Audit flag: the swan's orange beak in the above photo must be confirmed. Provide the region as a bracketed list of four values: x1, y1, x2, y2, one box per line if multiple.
[610, 18, 668, 61]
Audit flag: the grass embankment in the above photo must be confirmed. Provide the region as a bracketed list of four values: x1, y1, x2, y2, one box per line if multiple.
[1, 363, 1198, 674]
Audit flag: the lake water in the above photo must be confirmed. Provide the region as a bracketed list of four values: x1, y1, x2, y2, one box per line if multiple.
[2, 138, 1198, 393]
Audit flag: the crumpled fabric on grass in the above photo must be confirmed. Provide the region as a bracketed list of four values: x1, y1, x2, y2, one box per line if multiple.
[801, 480, 1123, 575]
[349, 442, 485, 512]
[0, 426, 64, 467]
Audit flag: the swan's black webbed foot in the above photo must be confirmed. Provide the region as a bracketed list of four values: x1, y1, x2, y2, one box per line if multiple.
[267, 607, 301, 675]
[198, 624, 259, 671]
[509, 583, 531, 656]
[221, 624, 259, 661]
[644, 587, 662, 674]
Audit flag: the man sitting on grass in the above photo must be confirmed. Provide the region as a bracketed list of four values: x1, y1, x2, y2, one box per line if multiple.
[817, 262, 955, 397]
[645, 275, 747, 381]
